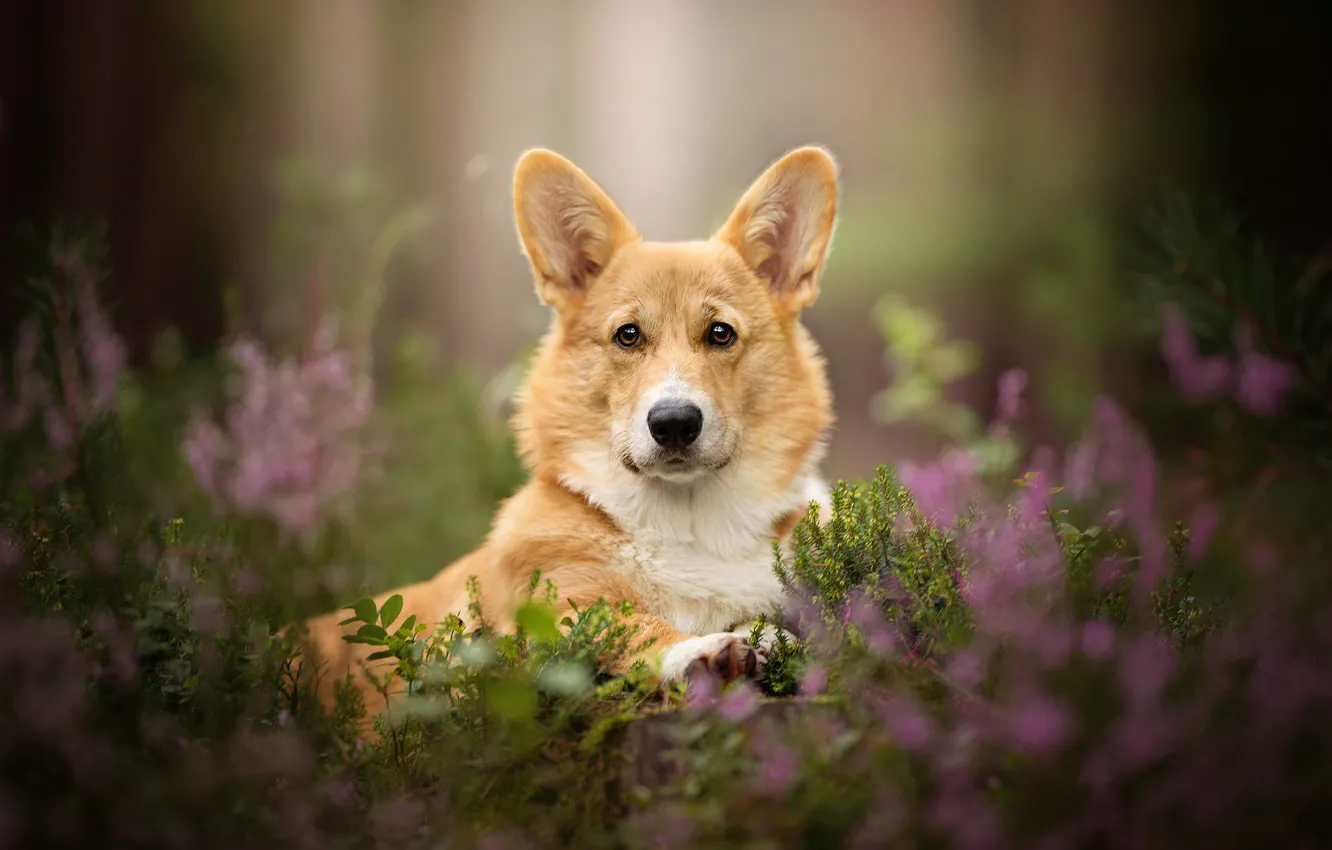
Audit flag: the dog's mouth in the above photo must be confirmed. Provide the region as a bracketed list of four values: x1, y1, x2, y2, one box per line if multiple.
[619, 449, 734, 480]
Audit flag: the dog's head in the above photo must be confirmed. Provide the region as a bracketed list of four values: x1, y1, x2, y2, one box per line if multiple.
[510, 147, 837, 504]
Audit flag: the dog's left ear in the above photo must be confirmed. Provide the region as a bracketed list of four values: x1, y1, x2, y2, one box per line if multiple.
[714, 146, 839, 312]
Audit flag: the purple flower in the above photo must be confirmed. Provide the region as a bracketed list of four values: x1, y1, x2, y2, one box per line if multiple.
[846, 595, 896, 654]
[1161, 304, 1231, 403]
[233, 567, 262, 595]
[900, 448, 977, 527]
[69, 260, 127, 414]
[191, 595, 226, 632]
[686, 667, 721, 706]
[183, 318, 373, 533]
[228, 727, 312, 780]
[324, 778, 355, 808]
[924, 784, 1002, 850]
[628, 804, 695, 850]
[1081, 620, 1116, 660]
[1116, 634, 1177, 710]
[800, 665, 828, 697]
[1007, 691, 1073, 754]
[1234, 325, 1295, 416]
[0, 531, 18, 575]
[754, 744, 800, 795]
[0, 320, 48, 433]
[715, 682, 758, 722]
[369, 795, 425, 845]
[1063, 440, 1098, 500]
[995, 368, 1028, 423]
[878, 695, 936, 752]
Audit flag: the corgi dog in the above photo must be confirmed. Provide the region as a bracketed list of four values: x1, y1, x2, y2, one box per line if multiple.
[300, 145, 839, 724]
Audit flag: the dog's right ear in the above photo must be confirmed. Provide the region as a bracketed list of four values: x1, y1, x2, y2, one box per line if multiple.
[512, 149, 639, 310]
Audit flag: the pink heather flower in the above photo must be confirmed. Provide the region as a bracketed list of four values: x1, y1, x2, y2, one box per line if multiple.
[88, 608, 138, 686]
[369, 796, 426, 845]
[90, 535, 116, 572]
[0, 531, 18, 575]
[41, 405, 74, 452]
[1063, 440, 1097, 500]
[686, 667, 721, 706]
[849, 794, 904, 848]
[1160, 304, 1231, 403]
[924, 785, 1001, 850]
[1007, 691, 1074, 755]
[995, 367, 1028, 423]
[1234, 325, 1295, 416]
[716, 681, 759, 722]
[899, 448, 976, 527]
[878, 696, 936, 752]
[754, 745, 800, 795]
[1031, 621, 1074, 670]
[1090, 397, 1134, 483]
[191, 595, 226, 631]
[183, 318, 372, 533]
[629, 805, 695, 850]
[1081, 620, 1116, 660]
[233, 567, 262, 595]
[799, 665, 828, 697]
[945, 647, 986, 690]
[324, 779, 355, 808]
[68, 261, 127, 414]
[1117, 634, 1177, 710]
[846, 595, 896, 654]
[1, 320, 47, 433]
[228, 727, 312, 780]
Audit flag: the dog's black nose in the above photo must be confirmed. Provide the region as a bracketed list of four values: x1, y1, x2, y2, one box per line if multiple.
[647, 401, 703, 449]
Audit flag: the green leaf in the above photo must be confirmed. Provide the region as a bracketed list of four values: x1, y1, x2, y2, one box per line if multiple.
[352, 597, 377, 625]
[400, 614, 417, 634]
[514, 601, 562, 643]
[366, 649, 397, 661]
[537, 661, 593, 697]
[487, 680, 537, 722]
[357, 623, 387, 641]
[380, 594, 404, 629]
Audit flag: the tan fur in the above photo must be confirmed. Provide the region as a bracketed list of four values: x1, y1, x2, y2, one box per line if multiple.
[298, 146, 840, 731]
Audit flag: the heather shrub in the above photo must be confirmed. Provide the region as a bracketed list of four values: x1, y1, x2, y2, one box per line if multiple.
[1, 191, 1330, 848]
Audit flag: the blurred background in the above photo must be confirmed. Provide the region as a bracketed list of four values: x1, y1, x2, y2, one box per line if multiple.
[2, 0, 1330, 592]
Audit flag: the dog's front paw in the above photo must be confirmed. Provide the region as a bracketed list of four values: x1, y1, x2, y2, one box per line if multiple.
[660, 633, 758, 684]
[729, 623, 778, 670]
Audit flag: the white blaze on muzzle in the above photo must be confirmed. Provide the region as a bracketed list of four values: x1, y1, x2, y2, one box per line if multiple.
[624, 368, 726, 477]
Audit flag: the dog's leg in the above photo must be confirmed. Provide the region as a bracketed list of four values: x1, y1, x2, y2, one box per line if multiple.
[588, 606, 759, 685]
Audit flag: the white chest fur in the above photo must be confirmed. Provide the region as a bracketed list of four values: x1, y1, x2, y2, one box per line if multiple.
[563, 452, 829, 636]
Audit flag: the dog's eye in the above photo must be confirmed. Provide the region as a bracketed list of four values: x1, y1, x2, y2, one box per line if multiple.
[706, 322, 736, 348]
[613, 324, 642, 348]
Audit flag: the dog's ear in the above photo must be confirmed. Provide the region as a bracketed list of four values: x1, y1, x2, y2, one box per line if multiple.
[714, 146, 839, 312]
[513, 149, 639, 310]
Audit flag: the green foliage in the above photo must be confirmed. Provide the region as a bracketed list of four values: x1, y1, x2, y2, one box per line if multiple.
[5, 191, 1329, 847]
[871, 294, 1022, 481]
[1130, 191, 1332, 481]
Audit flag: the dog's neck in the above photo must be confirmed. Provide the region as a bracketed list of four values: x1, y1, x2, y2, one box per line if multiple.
[559, 444, 829, 558]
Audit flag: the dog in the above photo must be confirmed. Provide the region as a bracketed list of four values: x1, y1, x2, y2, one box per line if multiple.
[299, 145, 839, 726]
